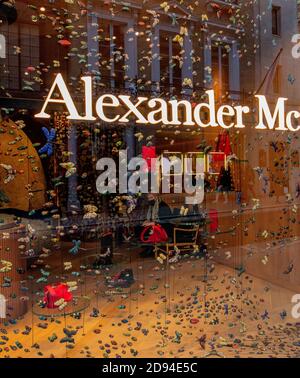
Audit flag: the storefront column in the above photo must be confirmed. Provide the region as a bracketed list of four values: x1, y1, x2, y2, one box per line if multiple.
[124, 19, 137, 87]
[68, 123, 80, 212]
[125, 126, 135, 161]
[182, 30, 193, 96]
[229, 41, 240, 99]
[151, 26, 160, 92]
[87, 13, 99, 74]
[203, 35, 212, 88]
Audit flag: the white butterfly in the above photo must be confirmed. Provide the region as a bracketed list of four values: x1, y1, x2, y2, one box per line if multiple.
[225, 251, 232, 259]
[60, 162, 77, 178]
[0, 164, 16, 184]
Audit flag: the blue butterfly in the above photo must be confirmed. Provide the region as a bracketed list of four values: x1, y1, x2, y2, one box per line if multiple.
[270, 141, 279, 152]
[224, 304, 229, 315]
[288, 74, 296, 85]
[39, 127, 56, 156]
[261, 310, 270, 320]
[280, 310, 287, 320]
[69, 240, 81, 255]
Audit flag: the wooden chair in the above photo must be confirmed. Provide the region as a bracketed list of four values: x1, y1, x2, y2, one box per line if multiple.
[155, 225, 200, 262]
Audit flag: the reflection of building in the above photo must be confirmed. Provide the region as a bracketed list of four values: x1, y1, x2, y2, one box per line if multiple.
[0, 1, 243, 101]
[0, 0, 246, 208]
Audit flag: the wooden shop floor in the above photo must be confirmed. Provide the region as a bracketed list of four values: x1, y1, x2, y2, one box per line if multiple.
[0, 245, 300, 359]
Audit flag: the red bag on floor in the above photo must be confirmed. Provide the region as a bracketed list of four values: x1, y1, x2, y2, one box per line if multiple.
[140, 224, 168, 243]
[209, 209, 219, 233]
[43, 283, 73, 309]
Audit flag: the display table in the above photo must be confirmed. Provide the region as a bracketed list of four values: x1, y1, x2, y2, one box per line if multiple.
[0, 223, 28, 321]
[32, 296, 90, 318]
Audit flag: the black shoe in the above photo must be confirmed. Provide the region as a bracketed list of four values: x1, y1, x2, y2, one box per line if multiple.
[107, 269, 135, 288]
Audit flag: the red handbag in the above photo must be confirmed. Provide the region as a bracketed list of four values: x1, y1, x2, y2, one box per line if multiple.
[140, 224, 168, 243]
[43, 283, 73, 309]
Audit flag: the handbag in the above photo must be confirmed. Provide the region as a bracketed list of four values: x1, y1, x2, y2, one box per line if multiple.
[43, 283, 73, 309]
[140, 224, 168, 243]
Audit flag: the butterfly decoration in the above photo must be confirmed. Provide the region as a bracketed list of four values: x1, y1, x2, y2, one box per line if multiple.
[270, 141, 279, 152]
[283, 261, 294, 274]
[69, 240, 82, 255]
[253, 166, 264, 180]
[60, 162, 77, 178]
[156, 253, 167, 265]
[122, 234, 132, 242]
[296, 183, 300, 198]
[169, 246, 181, 264]
[39, 127, 56, 156]
[288, 74, 296, 85]
[262, 176, 269, 194]
[235, 264, 245, 277]
[168, 13, 178, 26]
[280, 310, 287, 320]
[64, 262, 72, 271]
[40, 269, 50, 277]
[225, 251, 231, 260]
[0, 164, 16, 184]
[0, 260, 13, 273]
[173, 331, 182, 344]
[261, 310, 270, 320]
[27, 223, 36, 237]
[198, 334, 207, 350]
[180, 206, 189, 216]
[224, 304, 229, 315]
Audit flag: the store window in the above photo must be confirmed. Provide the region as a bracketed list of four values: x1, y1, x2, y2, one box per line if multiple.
[159, 30, 182, 93]
[98, 20, 125, 88]
[211, 43, 229, 98]
[0, 22, 39, 91]
[272, 6, 281, 36]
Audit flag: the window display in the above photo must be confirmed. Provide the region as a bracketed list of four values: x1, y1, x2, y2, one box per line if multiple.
[0, 0, 300, 368]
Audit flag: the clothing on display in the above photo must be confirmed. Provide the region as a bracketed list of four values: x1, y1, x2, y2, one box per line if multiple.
[213, 131, 232, 162]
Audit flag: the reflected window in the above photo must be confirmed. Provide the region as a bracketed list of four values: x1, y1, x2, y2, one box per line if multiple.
[98, 20, 125, 88]
[212, 43, 229, 98]
[272, 6, 281, 36]
[159, 30, 182, 94]
[0, 23, 39, 90]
